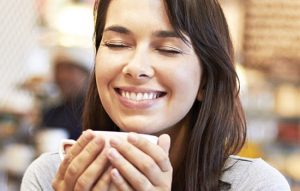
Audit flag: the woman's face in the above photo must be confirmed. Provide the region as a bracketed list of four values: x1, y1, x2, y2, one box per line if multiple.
[95, 0, 202, 134]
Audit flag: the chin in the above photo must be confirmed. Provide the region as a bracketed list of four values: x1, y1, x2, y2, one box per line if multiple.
[118, 123, 162, 135]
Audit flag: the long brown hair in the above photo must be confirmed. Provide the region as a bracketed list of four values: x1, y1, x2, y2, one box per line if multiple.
[83, 0, 246, 190]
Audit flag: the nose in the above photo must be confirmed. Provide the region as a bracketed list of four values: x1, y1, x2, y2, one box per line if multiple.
[122, 47, 154, 81]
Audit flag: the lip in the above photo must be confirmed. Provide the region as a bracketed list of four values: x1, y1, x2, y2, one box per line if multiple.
[114, 87, 167, 109]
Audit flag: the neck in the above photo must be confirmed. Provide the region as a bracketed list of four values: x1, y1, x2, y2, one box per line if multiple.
[170, 124, 189, 174]
[157, 116, 190, 174]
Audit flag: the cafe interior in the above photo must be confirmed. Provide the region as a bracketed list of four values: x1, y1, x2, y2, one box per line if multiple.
[0, 0, 300, 190]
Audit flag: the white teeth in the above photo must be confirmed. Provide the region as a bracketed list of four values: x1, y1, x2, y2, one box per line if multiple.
[149, 93, 154, 100]
[120, 90, 161, 101]
[130, 92, 136, 100]
[143, 93, 149, 100]
[136, 93, 143, 101]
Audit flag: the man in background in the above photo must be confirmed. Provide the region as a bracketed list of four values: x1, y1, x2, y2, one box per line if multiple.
[41, 46, 93, 140]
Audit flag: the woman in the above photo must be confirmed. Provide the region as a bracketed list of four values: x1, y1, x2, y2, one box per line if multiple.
[22, 0, 290, 190]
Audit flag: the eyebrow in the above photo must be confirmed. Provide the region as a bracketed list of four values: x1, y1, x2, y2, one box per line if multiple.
[103, 25, 181, 39]
[153, 30, 180, 38]
[103, 25, 131, 34]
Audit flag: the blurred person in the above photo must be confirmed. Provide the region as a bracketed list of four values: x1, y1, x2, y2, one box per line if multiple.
[41, 46, 93, 140]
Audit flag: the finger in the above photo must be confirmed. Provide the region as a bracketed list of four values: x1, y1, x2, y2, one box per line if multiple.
[52, 151, 75, 189]
[92, 166, 113, 191]
[108, 183, 119, 191]
[107, 148, 153, 191]
[65, 135, 105, 189]
[55, 130, 94, 180]
[158, 134, 171, 154]
[111, 168, 133, 191]
[75, 147, 110, 190]
[127, 133, 172, 172]
[110, 137, 163, 185]
[68, 130, 95, 158]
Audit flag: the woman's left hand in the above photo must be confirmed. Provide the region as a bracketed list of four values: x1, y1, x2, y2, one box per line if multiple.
[107, 133, 173, 191]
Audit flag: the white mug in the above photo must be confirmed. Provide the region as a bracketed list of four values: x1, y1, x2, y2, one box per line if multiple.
[59, 131, 158, 160]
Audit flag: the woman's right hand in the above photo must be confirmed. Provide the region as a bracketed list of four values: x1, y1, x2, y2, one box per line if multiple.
[52, 130, 112, 191]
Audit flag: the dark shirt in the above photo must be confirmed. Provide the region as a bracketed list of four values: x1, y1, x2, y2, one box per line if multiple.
[42, 96, 84, 140]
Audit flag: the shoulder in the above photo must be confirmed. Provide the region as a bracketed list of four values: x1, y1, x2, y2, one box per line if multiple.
[21, 152, 61, 191]
[220, 155, 291, 191]
[26, 152, 61, 171]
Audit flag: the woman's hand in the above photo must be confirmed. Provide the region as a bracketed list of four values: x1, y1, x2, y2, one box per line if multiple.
[107, 133, 173, 191]
[52, 130, 112, 191]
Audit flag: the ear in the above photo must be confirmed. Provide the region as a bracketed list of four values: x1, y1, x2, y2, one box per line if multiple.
[197, 89, 204, 101]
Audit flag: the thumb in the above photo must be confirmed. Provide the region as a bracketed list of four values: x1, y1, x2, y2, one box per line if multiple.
[158, 134, 171, 154]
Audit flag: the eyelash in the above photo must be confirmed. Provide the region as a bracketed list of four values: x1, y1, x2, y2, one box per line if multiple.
[156, 47, 182, 55]
[102, 41, 182, 55]
[103, 41, 129, 49]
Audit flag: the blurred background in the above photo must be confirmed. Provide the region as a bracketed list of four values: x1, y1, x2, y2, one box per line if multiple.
[0, 0, 299, 190]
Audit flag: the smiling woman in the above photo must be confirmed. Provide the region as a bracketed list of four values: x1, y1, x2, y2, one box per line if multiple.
[21, 0, 290, 190]
[95, 0, 201, 135]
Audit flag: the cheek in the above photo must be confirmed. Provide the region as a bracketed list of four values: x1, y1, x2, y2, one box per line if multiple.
[95, 51, 118, 86]
[162, 59, 201, 101]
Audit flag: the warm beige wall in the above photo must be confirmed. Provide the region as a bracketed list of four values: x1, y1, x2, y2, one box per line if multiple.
[220, 0, 245, 60]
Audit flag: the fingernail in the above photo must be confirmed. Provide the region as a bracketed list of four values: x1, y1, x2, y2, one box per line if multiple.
[108, 148, 120, 159]
[110, 137, 121, 146]
[128, 132, 138, 144]
[84, 130, 94, 140]
[111, 168, 121, 180]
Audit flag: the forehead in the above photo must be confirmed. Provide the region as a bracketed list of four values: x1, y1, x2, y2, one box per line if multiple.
[104, 0, 173, 31]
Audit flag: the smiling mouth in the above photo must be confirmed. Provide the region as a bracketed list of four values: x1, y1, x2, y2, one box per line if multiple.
[115, 88, 167, 102]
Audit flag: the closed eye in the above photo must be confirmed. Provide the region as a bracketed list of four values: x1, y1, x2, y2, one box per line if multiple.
[103, 41, 129, 49]
[157, 46, 183, 55]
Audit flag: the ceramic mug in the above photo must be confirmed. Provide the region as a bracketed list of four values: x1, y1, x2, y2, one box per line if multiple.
[59, 131, 158, 160]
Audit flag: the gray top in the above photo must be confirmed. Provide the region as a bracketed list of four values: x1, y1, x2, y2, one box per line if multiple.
[21, 153, 291, 191]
